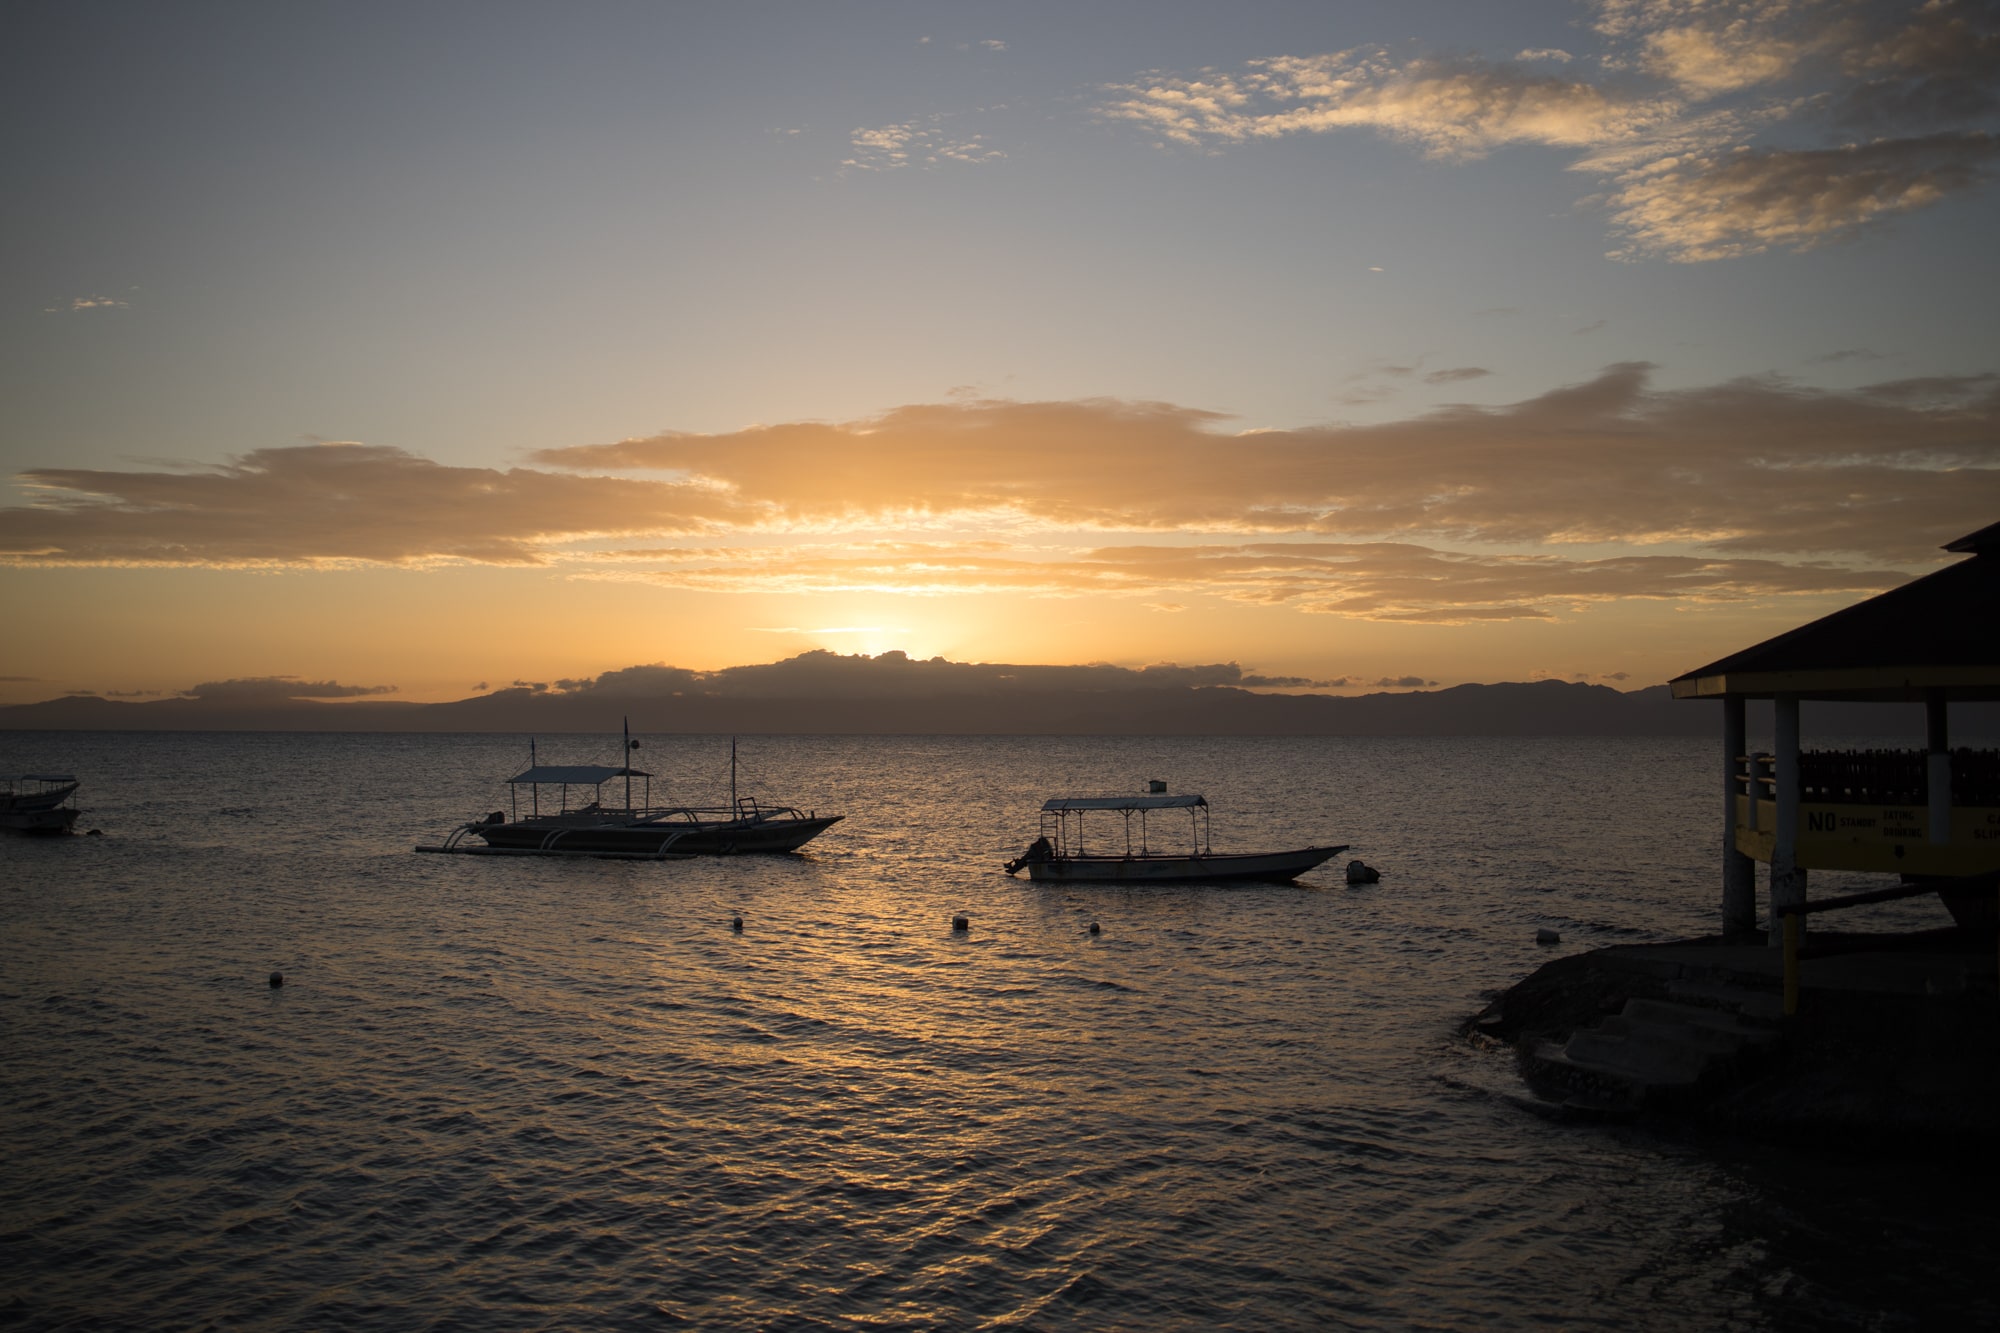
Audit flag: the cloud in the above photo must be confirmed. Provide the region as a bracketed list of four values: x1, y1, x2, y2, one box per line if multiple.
[845, 115, 1006, 170]
[575, 534, 1908, 624]
[1371, 676, 1438, 688]
[1595, 131, 2000, 261]
[539, 652, 1299, 701]
[528, 366, 2000, 561]
[43, 295, 129, 313]
[180, 677, 395, 705]
[0, 440, 748, 567]
[845, 122, 920, 169]
[1598, 0, 1820, 97]
[1102, 49, 1669, 160]
[1837, 0, 2000, 129]
[1100, 1, 2000, 260]
[1423, 367, 1491, 384]
[5, 366, 1995, 620]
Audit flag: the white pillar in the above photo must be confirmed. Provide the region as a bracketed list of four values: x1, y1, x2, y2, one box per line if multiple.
[1769, 694, 1807, 945]
[1722, 695, 1756, 938]
[1927, 690, 1951, 847]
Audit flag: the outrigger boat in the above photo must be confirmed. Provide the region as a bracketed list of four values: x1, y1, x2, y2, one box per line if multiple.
[2, 774, 81, 835]
[417, 729, 841, 860]
[1003, 790, 1347, 884]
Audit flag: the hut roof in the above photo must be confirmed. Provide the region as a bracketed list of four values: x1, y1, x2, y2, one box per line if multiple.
[1671, 523, 2000, 702]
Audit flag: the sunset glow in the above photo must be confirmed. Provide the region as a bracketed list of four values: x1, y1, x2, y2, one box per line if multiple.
[4, 1, 1996, 707]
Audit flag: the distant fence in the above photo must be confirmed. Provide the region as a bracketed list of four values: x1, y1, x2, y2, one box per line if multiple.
[1795, 748, 2000, 807]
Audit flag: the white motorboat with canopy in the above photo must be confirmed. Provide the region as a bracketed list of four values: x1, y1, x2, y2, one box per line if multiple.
[417, 727, 841, 859]
[1004, 790, 1347, 883]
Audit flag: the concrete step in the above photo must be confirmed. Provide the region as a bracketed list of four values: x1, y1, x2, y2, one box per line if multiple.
[1562, 1029, 1710, 1083]
[1522, 1040, 1648, 1112]
[1596, 1013, 1747, 1055]
[1622, 997, 1782, 1045]
[1666, 978, 1785, 1021]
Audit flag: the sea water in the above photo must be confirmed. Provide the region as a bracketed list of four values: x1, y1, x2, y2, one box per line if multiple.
[0, 732, 1991, 1329]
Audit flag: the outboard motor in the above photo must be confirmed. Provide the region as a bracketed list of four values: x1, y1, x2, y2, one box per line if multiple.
[1004, 835, 1054, 875]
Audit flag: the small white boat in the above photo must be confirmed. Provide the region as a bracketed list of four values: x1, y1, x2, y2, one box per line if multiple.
[2, 774, 81, 835]
[1004, 791, 1347, 884]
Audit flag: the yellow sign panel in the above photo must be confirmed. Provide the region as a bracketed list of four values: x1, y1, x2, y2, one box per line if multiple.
[1733, 799, 2000, 877]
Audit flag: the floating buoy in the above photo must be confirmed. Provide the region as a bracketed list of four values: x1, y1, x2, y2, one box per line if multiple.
[268, 972, 284, 988]
[1535, 928, 1561, 945]
[1088, 921, 1101, 935]
[952, 915, 969, 932]
[1345, 860, 1380, 885]
[86, 828, 103, 836]
[731, 916, 743, 932]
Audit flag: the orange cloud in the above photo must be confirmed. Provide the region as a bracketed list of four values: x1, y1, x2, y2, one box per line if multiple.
[3, 367, 1992, 624]
[533, 365, 2000, 561]
[580, 538, 1905, 623]
[1, 442, 750, 567]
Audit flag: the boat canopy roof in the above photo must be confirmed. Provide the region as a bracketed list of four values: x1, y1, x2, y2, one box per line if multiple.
[506, 764, 652, 785]
[1042, 794, 1206, 812]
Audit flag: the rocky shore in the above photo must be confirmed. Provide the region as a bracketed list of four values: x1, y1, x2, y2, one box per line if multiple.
[1466, 931, 2000, 1140]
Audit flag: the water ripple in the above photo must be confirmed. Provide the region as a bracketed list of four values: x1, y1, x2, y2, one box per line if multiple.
[1, 733, 1993, 1329]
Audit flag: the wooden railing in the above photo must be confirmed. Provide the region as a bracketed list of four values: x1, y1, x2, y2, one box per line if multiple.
[1735, 748, 2000, 807]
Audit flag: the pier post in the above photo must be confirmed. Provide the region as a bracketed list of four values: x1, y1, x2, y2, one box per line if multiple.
[1722, 695, 1756, 939]
[1769, 694, 1807, 945]
[1926, 690, 1951, 847]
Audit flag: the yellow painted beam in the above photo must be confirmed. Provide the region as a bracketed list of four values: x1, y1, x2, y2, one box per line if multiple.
[1671, 666, 2000, 701]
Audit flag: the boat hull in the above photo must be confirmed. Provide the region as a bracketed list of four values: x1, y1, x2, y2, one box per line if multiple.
[1, 782, 80, 835]
[1, 806, 80, 835]
[474, 813, 842, 856]
[1021, 844, 1348, 884]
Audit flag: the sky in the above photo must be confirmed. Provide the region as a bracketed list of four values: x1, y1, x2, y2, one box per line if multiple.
[3, 0, 1997, 707]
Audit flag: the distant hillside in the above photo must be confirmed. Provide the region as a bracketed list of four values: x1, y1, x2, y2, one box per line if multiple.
[2, 678, 1717, 736]
[15, 647, 1993, 738]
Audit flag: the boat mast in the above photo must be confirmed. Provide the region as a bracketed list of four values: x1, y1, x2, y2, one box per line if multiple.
[624, 717, 632, 813]
[730, 736, 738, 811]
